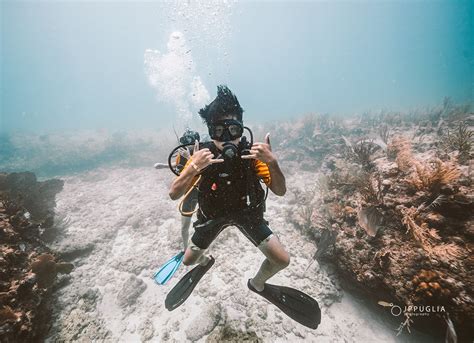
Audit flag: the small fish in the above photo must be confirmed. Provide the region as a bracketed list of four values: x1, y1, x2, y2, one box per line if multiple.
[378, 301, 393, 307]
[313, 229, 337, 260]
[358, 206, 384, 237]
[305, 229, 337, 273]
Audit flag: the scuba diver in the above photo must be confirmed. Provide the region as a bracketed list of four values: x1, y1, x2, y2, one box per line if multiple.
[162, 85, 320, 329]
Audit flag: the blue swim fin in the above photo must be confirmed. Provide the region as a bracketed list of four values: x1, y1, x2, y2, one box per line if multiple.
[154, 251, 185, 285]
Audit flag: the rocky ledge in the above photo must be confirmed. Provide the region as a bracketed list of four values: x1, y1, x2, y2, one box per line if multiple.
[0, 172, 72, 342]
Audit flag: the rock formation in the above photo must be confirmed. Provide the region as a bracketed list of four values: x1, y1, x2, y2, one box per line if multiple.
[0, 172, 70, 342]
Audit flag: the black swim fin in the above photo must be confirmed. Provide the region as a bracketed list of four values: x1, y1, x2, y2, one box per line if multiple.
[165, 256, 215, 311]
[248, 279, 321, 329]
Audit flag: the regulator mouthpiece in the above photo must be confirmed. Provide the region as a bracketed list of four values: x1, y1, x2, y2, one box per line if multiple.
[222, 142, 238, 160]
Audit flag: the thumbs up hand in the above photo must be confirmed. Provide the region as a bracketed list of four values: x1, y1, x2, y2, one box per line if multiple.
[193, 139, 200, 154]
[241, 132, 276, 164]
[265, 132, 271, 150]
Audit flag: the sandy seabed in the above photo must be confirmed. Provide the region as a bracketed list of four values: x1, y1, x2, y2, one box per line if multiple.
[45, 166, 432, 342]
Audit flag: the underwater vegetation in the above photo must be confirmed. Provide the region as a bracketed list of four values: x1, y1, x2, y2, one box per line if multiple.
[284, 100, 473, 341]
[0, 98, 471, 341]
[441, 121, 473, 164]
[0, 172, 70, 341]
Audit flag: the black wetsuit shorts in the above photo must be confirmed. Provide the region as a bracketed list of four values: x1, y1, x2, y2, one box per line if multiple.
[191, 213, 273, 249]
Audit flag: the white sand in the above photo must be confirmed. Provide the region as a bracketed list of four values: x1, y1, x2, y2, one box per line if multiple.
[46, 166, 431, 342]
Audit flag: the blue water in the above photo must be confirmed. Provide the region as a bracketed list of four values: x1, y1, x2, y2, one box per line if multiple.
[0, 1, 472, 177]
[1, 1, 472, 133]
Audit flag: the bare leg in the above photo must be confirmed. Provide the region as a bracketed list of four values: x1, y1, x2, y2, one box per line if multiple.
[180, 194, 198, 250]
[251, 235, 290, 291]
[183, 240, 210, 266]
[181, 216, 191, 250]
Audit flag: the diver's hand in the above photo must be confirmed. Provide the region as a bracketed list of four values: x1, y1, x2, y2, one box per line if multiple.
[241, 133, 276, 164]
[190, 140, 224, 172]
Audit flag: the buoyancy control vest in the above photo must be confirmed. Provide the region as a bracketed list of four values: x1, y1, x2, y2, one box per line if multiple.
[196, 142, 266, 220]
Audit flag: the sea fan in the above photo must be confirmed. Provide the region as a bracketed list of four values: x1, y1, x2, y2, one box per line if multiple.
[297, 205, 314, 230]
[390, 136, 413, 172]
[353, 172, 384, 205]
[400, 206, 463, 262]
[401, 206, 440, 243]
[429, 243, 463, 260]
[423, 194, 448, 212]
[442, 121, 473, 164]
[348, 140, 378, 171]
[378, 124, 391, 145]
[409, 159, 460, 193]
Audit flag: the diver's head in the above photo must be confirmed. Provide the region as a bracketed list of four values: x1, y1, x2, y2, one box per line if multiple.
[198, 85, 244, 151]
[208, 114, 243, 151]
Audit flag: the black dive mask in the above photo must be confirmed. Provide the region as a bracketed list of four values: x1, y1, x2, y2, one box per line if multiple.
[208, 120, 244, 142]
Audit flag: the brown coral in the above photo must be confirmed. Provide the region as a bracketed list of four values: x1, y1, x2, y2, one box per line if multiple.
[411, 269, 453, 303]
[353, 172, 384, 205]
[389, 136, 414, 172]
[285, 111, 473, 340]
[409, 158, 460, 193]
[31, 254, 57, 289]
[348, 140, 378, 171]
[374, 249, 392, 269]
[31, 253, 74, 289]
[0, 305, 19, 323]
[442, 121, 473, 164]
[400, 206, 463, 262]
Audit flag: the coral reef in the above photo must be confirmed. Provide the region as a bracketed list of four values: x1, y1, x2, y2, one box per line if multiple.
[440, 121, 473, 164]
[253, 113, 348, 170]
[0, 172, 69, 342]
[1, 100, 471, 341]
[285, 107, 473, 341]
